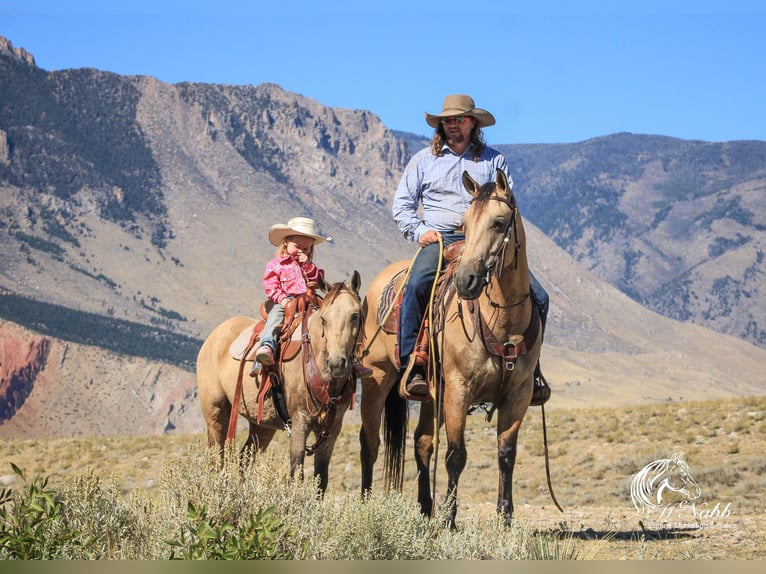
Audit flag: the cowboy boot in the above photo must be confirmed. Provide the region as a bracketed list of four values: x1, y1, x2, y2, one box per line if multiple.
[401, 355, 428, 396]
[353, 361, 373, 378]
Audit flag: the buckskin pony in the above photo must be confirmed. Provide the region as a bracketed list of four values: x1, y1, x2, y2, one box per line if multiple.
[359, 170, 541, 527]
[197, 271, 363, 493]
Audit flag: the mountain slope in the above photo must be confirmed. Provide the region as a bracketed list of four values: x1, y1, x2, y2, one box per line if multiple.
[1, 35, 766, 438]
[499, 135, 766, 349]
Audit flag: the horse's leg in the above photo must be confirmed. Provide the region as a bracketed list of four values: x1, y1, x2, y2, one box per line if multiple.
[495, 404, 527, 527]
[413, 399, 435, 517]
[203, 401, 231, 467]
[240, 422, 277, 466]
[359, 375, 387, 493]
[288, 418, 310, 483]
[442, 403, 468, 530]
[312, 425, 343, 495]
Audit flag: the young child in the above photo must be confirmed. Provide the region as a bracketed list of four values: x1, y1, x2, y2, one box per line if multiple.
[250, 217, 372, 378]
[252, 217, 326, 374]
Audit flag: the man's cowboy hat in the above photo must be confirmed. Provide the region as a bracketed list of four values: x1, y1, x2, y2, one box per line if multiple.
[425, 94, 496, 129]
[268, 216, 329, 246]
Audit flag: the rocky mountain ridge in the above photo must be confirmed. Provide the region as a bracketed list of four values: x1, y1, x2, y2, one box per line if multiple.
[1, 35, 765, 437]
[498, 135, 766, 349]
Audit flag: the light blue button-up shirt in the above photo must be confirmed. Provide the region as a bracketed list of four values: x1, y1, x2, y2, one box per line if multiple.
[392, 143, 512, 242]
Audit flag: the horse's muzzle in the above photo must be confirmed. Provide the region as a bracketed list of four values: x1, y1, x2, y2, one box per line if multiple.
[326, 355, 351, 379]
[454, 262, 486, 300]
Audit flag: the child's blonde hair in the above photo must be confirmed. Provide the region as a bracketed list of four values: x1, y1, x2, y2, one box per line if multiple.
[277, 235, 315, 261]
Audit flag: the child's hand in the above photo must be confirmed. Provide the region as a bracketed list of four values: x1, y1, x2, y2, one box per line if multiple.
[296, 252, 309, 264]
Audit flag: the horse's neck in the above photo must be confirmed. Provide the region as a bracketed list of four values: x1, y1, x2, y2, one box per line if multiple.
[480, 251, 532, 333]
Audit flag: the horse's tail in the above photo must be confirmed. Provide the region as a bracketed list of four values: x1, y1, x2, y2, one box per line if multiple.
[383, 382, 408, 491]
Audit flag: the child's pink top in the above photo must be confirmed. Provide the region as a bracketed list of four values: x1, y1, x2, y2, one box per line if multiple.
[262, 254, 324, 305]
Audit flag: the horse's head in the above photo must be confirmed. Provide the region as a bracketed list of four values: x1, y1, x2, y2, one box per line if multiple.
[314, 270, 363, 380]
[454, 169, 524, 300]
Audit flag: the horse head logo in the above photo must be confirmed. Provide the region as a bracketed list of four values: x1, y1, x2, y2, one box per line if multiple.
[630, 453, 702, 515]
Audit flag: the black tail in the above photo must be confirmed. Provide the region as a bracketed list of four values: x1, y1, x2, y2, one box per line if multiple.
[383, 380, 408, 491]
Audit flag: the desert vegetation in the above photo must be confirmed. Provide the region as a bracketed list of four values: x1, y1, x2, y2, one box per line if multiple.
[1, 395, 765, 559]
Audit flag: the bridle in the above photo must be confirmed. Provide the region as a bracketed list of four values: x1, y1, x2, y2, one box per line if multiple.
[471, 194, 527, 310]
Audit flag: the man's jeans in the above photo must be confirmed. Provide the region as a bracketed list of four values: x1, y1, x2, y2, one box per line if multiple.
[397, 234, 549, 370]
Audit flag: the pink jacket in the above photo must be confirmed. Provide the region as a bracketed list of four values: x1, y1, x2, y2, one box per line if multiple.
[262, 254, 324, 305]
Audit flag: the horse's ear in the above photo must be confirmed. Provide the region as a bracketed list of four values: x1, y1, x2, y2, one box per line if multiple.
[462, 171, 480, 197]
[495, 169, 515, 207]
[349, 270, 361, 294]
[317, 275, 330, 293]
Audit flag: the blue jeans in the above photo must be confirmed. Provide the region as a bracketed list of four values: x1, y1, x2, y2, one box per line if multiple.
[398, 234, 549, 369]
[260, 304, 285, 350]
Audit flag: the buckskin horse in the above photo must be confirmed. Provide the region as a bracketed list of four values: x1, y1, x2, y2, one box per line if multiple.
[197, 271, 363, 493]
[359, 170, 542, 527]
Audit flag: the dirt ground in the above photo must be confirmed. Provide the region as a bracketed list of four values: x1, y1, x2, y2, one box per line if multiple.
[457, 501, 763, 560]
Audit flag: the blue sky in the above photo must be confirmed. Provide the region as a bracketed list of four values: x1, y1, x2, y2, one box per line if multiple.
[3, 0, 765, 144]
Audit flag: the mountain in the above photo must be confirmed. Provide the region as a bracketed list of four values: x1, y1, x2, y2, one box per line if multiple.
[497, 136, 766, 349]
[1, 36, 765, 437]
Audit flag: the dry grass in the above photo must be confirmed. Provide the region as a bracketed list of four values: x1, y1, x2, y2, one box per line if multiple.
[2, 395, 765, 559]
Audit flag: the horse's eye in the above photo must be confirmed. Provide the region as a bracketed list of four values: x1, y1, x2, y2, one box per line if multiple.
[351, 312, 361, 324]
[492, 217, 506, 232]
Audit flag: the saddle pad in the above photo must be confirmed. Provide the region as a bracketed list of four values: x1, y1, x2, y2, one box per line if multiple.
[229, 321, 262, 361]
[228, 316, 306, 361]
[377, 268, 408, 334]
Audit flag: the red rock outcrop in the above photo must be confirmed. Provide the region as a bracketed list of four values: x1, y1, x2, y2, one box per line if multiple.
[0, 323, 50, 422]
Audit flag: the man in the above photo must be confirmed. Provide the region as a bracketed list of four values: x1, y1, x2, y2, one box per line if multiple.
[392, 94, 550, 403]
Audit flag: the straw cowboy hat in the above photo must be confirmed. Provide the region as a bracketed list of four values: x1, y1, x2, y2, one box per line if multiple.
[268, 217, 329, 246]
[425, 94, 496, 129]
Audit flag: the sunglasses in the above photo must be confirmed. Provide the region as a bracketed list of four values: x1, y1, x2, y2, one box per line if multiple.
[440, 116, 471, 125]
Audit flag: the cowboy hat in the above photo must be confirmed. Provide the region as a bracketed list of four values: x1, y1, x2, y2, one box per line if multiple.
[268, 216, 329, 246]
[425, 94, 496, 129]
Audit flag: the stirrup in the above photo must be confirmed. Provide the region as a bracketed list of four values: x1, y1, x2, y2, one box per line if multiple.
[405, 368, 428, 395]
[530, 368, 551, 407]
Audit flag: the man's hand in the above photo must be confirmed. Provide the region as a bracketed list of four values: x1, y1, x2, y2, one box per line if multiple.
[418, 230, 442, 247]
